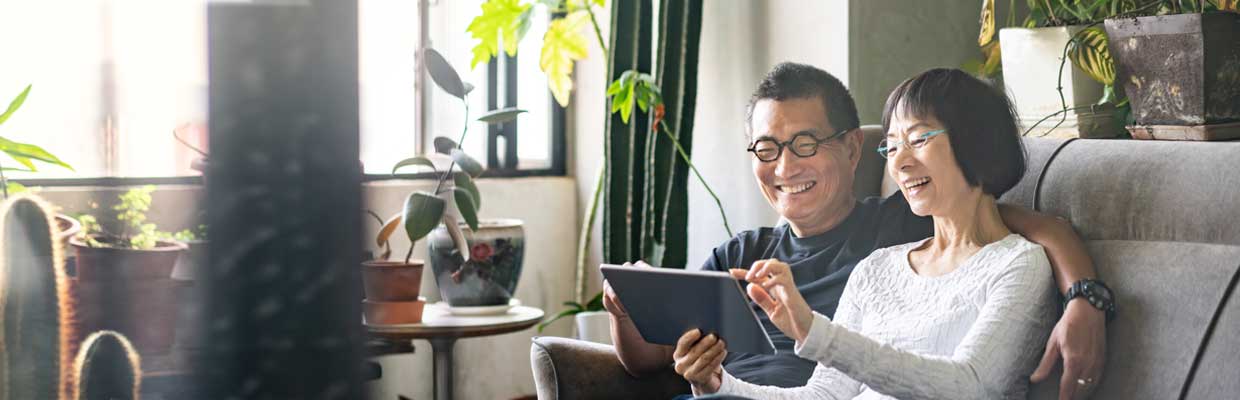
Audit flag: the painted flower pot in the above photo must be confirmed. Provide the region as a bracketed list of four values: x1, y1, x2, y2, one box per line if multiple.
[427, 219, 525, 306]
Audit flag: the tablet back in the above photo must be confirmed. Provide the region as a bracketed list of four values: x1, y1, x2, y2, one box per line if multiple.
[601, 265, 775, 355]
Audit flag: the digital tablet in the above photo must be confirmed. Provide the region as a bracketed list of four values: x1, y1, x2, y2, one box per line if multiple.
[600, 264, 776, 355]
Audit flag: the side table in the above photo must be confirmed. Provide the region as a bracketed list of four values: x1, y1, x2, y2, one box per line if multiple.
[366, 304, 543, 400]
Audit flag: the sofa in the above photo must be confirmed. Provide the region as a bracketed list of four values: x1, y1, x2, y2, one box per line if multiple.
[530, 126, 1240, 399]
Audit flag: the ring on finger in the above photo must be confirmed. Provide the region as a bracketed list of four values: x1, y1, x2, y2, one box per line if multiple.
[1076, 377, 1097, 386]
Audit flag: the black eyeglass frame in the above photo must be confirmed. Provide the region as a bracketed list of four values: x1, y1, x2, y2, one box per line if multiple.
[747, 128, 851, 162]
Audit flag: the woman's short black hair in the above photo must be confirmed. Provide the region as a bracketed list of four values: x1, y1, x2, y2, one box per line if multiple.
[881, 68, 1026, 197]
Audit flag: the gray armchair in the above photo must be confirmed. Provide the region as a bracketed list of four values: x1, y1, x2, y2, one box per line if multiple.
[530, 336, 688, 399]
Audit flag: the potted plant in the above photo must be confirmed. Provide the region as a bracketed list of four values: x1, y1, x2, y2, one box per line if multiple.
[0, 84, 79, 245]
[361, 210, 427, 325]
[379, 47, 528, 310]
[985, 0, 1138, 138]
[70, 185, 187, 354]
[537, 291, 610, 345]
[1104, 1, 1240, 139]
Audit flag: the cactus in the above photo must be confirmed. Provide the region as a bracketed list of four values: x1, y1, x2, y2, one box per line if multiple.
[0, 193, 74, 400]
[72, 330, 142, 400]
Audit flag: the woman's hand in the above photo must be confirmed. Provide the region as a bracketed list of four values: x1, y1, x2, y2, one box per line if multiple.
[730, 259, 814, 342]
[672, 329, 727, 395]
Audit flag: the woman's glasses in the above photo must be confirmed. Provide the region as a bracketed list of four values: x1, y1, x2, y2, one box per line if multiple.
[747, 129, 849, 162]
[876, 129, 945, 159]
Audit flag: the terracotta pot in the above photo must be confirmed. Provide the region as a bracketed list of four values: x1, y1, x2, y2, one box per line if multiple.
[69, 236, 186, 354]
[70, 237, 186, 281]
[361, 260, 424, 301]
[363, 299, 426, 325]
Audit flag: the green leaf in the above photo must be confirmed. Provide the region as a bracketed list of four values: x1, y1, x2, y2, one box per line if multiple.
[584, 290, 604, 311]
[5, 181, 26, 195]
[537, 307, 585, 332]
[541, 11, 590, 107]
[424, 48, 467, 99]
[433, 137, 459, 154]
[392, 156, 437, 174]
[402, 191, 446, 244]
[453, 187, 480, 232]
[0, 137, 73, 171]
[606, 71, 662, 125]
[476, 107, 527, 124]
[1068, 26, 1115, 87]
[0, 84, 31, 126]
[454, 172, 482, 210]
[467, 0, 534, 69]
[450, 149, 484, 177]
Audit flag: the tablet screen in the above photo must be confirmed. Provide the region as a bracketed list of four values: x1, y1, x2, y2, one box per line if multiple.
[601, 265, 776, 355]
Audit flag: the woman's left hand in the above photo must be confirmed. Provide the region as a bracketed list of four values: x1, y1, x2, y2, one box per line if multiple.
[730, 259, 814, 342]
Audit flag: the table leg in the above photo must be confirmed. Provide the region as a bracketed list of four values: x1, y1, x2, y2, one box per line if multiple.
[429, 337, 457, 400]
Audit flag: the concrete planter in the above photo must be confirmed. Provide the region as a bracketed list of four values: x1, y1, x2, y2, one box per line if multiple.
[1000, 26, 1122, 138]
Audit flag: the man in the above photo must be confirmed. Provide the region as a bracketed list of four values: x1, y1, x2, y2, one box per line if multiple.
[604, 63, 1111, 400]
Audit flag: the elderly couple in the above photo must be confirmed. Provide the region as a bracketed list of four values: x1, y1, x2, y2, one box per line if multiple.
[602, 64, 1115, 399]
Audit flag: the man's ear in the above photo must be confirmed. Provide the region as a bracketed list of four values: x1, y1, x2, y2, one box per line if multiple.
[845, 128, 864, 172]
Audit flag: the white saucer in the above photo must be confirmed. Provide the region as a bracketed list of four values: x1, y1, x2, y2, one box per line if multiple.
[444, 298, 521, 316]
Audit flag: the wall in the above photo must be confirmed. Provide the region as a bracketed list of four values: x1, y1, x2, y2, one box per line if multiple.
[34, 176, 577, 400]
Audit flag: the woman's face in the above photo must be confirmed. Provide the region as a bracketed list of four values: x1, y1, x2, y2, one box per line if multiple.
[884, 111, 978, 217]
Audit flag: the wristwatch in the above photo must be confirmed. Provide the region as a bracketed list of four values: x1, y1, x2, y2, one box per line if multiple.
[1064, 278, 1116, 322]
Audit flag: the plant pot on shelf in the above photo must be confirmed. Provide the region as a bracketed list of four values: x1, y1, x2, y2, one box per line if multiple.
[1000, 26, 1123, 138]
[1105, 12, 1240, 140]
[427, 219, 525, 307]
[69, 236, 186, 355]
[361, 260, 426, 324]
[575, 311, 613, 345]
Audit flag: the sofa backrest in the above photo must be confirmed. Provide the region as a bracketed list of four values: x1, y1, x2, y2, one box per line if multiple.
[854, 125, 1240, 400]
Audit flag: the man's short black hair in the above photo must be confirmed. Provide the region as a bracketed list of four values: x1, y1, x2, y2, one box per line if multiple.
[745, 62, 860, 138]
[881, 68, 1026, 197]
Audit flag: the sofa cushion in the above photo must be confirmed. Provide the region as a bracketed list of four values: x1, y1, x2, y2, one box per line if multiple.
[531, 336, 689, 399]
[1182, 271, 1240, 400]
[1028, 240, 1240, 400]
[1035, 139, 1240, 245]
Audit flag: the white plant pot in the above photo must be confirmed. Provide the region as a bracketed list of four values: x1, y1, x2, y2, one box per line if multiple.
[1000, 26, 1120, 138]
[575, 311, 613, 346]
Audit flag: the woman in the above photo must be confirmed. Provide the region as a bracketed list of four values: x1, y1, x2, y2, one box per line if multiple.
[681, 68, 1056, 399]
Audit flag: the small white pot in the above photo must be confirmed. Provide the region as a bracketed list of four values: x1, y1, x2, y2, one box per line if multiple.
[574, 311, 613, 346]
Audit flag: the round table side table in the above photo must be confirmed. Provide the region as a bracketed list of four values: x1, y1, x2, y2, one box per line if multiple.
[366, 304, 544, 400]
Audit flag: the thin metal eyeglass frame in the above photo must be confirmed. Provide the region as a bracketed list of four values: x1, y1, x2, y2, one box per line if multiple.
[876, 129, 946, 159]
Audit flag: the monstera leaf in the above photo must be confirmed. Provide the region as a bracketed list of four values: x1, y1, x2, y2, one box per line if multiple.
[541, 11, 590, 107]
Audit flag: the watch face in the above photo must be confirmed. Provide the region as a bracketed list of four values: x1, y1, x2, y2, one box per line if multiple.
[1084, 281, 1113, 302]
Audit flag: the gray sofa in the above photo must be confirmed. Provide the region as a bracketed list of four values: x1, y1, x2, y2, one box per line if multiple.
[531, 126, 1240, 399]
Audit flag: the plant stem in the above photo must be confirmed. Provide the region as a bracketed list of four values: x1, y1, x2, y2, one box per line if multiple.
[405, 240, 415, 264]
[1024, 105, 1097, 136]
[0, 158, 8, 200]
[172, 127, 209, 158]
[575, 163, 604, 304]
[584, 3, 608, 55]
[662, 125, 733, 238]
[434, 99, 471, 195]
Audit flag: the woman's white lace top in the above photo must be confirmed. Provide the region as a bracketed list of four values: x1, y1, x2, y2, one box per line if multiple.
[717, 234, 1056, 399]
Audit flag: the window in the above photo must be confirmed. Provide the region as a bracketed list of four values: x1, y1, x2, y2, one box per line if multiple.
[0, 0, 563, 182]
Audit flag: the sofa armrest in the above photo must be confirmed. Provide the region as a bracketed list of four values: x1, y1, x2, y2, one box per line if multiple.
[531, 336, 689, 399]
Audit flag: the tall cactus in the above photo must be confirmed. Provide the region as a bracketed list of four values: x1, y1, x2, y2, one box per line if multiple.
[0, 193, 74, 400]
[604, 0, 705, 268]
[72, 330, 142, 400]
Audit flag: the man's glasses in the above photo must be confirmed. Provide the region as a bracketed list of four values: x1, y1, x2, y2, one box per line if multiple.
[876, 129, 945, 159]
[747, 129, 849, 162]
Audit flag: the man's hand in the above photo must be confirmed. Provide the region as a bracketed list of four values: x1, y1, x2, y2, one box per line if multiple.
[731, 259, 814, 342]
[1030, 298, 1107, 400]
[673, 329, 726, 395]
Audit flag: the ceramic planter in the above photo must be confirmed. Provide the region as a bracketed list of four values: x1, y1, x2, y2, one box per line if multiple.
[1000, 26, 1122, 138]
[575, 311, 613, 345]
[427, 219, 525, 307]
[1105, 13, 1240, 129]
[69, 237, 186, 354]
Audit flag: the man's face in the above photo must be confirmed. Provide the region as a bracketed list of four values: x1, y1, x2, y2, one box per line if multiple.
[749, 97, 860, 236]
